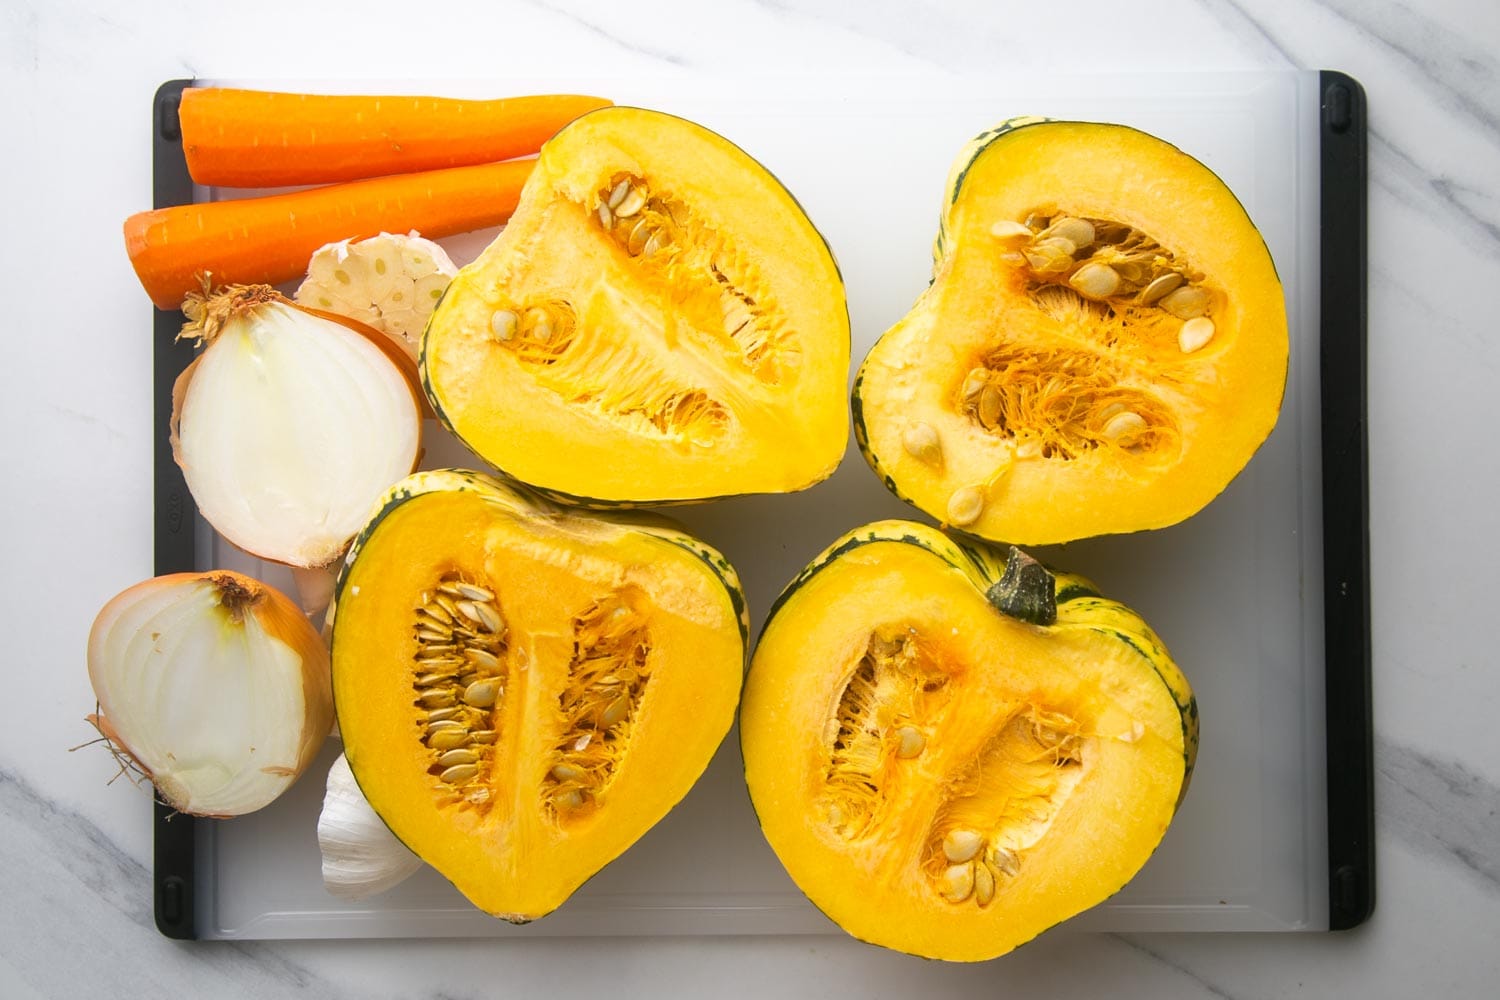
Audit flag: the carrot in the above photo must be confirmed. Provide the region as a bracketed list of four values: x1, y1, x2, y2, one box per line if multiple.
[124, 158, 534, 310]
[179, 88, 610, 187]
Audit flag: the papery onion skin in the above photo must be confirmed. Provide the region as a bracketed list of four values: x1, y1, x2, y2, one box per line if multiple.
[86, 571, 333, 817]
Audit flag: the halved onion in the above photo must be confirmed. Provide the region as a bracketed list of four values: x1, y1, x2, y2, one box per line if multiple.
[86, 571, 333, 817]
[171, 284, 422, 570]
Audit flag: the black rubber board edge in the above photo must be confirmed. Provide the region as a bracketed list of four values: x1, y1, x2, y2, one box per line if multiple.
[146, 73, 1377, 939]
[1318, 70, 1374, 930]
[151, 78, 199, 941]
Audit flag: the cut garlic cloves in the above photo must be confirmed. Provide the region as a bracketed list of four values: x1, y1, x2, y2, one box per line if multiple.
[318, 753, 424, 900]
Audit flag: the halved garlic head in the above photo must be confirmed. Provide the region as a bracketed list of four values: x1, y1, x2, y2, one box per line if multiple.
[85, 571, 332, 817]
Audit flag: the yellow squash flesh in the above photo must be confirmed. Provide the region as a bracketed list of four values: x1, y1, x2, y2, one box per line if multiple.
[422, 107, 850, 505]
[854, 119, 1288, 542]
[741, 521, 1197, 961]
[329, 470, 746, 920]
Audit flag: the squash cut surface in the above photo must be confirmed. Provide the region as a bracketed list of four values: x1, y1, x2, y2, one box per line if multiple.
[330, 471, 746, 920]
[854, 119, 1288, 542]
[742, 522, 1196, 961]
[423, 107, 849, 505]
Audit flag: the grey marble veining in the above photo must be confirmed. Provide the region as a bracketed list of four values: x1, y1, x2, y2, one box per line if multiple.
[8, 0, 1500, 995]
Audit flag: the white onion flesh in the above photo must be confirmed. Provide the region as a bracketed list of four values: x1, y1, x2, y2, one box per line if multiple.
[87, 573, 331, 817]
[178, 300, 420, 569]
[318, 753, 423, 900]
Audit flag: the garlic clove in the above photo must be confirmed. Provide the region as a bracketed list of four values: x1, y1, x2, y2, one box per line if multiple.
[318, 753, 424, 900]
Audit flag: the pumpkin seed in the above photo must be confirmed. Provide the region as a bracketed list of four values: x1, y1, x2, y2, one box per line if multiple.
[1103, 410, 1147, 441]
[642, 232, 664, 257]
[1139, 271, 1183, 305]
[456, 600, 503, 633]
[1023, 237, 1076, 273]
[973, 863, 997, 907]
[615, 186, 646, 219]
[960, 368, 989, 403]
[464, 648, 501, 671]
[426, 719, 464, 734]
[989, 219, 1033, 241]
[415, 624, 451, 642]
[469, 729, 499, 744]
[1068, 260, 1122, 300]
[428, 730, 472, 751]
[596, 202, 613, 229]
[415, 671, 456, 688]
[440, 764, 479, 785]
[991, 846, 1021, 876]
[438, 748, 479, 768]
[895, 725, 926, 759]
[941, 863, 975, 903]
[426, 707, 461, 724]
[419, 689, 456, 709]
[454, 583, 494, 602]
[551, 763, 585, 783]
[1177, 316, 1215, 353]
[626, 217, 651, 256]
[489, 309, 518, 342]
[943, 829, 984, 864]
[600, 696, 630, 727]
[977, 384, 1003, 429]
[607, 179, 631, 210]
[1160, 285, 1209, 319]
[901, 423, 942, 464]
[946, 486, 985, 527]
[462, 680, 498, 708]
[556, 789, 585, 810]
[1045, 216, 1095, 249]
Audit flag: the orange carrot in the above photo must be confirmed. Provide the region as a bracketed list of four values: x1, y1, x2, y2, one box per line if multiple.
[124, 159, 534, 310]
[179, 88, 610, 187]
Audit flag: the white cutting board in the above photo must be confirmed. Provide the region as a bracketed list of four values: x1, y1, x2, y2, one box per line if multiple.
[191, 70, 1329, 938]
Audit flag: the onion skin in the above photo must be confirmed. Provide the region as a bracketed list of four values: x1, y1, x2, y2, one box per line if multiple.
[86, 571, 332, 817]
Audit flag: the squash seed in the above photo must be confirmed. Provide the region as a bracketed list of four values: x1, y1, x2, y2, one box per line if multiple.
[428, 730, 472, 752]
[551, 763, 585, 782]
[1178, 316, 1215, 353]
[556, 789, 585, 810]
[415, 671, 456, 688]
[1046, 216, 1095, 249]
[469, 729, 499, 744]
[973, 863, 997, 907]
[596, 202, 613, 229]
[1103, 410, 1147, 441]
[454, 583, 494, 602]
[943, 829, 984, 864]
[960, 368, 989, 403]
[1160, 285, 1209, 319]
[462, 680, 498, 708]
[440, 764, 479, 785]
[426, 719, 465, 734]
[489, 309, 518, 342]
[607, 179, 631, 210]
[977, 384, 1003, 429]
[1139, 271, 1184, 305]
[437, 748, 479, 768]
[600, 696, 630, 727]
[1068, 260, 1122, 300]
[989, 219, 1033, 241]
[991, 846, 1021, 877]
[419, 689, 456, 709]
[941, 863, 975, 903]
[946, 486, 985, 527]
[894, 725, 926, 759]
[901, 423, 942, 464]
[426, 707, 461, 724]
[615, 186, 646, 219]
[626, 217, 651, 256]
[456, 600, 503, 633]
[464, 648, 501, 671]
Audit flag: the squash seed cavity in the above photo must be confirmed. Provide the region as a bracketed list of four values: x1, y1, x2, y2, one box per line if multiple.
[822, 626, 952, 839]
[544, 589, 652, 822]
[412, 573, 509, 813]
[591, 172, 800, 387]
[956, 346, 1180, 462]
[923, 707, 1086, 908]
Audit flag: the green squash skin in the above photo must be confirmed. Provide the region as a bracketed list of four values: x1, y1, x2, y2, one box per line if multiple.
[752, 519, 1197, 794]
[418, 108, 852, 510]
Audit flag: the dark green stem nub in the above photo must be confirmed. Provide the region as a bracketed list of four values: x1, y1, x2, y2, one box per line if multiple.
[985, 547, 1056, 627]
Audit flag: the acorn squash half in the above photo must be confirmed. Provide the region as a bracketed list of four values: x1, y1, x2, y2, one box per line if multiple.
[741, 521, 1197, 961]
[853, 119, 1288, 542]
[328, 470, 746, 920]
[422, 107, 849, 506]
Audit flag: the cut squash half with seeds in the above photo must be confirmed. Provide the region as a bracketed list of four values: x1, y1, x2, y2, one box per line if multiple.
[329, 470, 747, 920]
[742, 521, 1197, 961]
[853, 119, 1288, 542]
[421, 106, 849, 505]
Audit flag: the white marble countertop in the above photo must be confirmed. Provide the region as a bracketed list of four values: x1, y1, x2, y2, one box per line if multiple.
[5, 0, 1498, 995]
